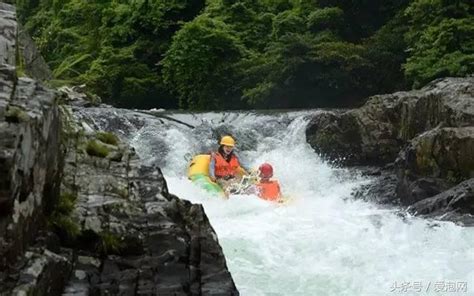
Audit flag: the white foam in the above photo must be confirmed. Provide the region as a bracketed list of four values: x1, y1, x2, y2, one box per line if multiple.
[86, 109, 474, 295]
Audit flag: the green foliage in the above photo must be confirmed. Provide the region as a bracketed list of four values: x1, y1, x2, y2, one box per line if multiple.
[48, 192, 80, 239]
[404, 1, 474, 88]
[307, 7, 344, 32]
[272, 10, 305, 39]
[363, 11, 409, 94]
[5, 106, 29, 123]
[86, 140, 110, 158]
[96, 131, 119, 146]
[162, 15, 244, 109]
[21, 0, 205, 109]
[18, 0, 471, 110]
[96, 231, 123, 254]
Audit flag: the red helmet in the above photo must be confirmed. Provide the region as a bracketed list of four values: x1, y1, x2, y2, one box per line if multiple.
[259, 163, 273, 178]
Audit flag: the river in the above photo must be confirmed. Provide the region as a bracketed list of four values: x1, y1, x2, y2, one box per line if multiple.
[78, 108, 474, 296]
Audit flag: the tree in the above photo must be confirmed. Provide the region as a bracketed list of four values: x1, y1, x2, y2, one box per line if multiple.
[403, 0, 474, 87]
[162, 15, 245, 110]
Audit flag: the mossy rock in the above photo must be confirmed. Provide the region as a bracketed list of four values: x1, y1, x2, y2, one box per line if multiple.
[96, 131, 119, 146]
[5, 106, 29, 123]
[96, 231, 124, 255]
[86, 139, 110, 158]
[48, 191, 80, 240]
[414, 137, 438, 176]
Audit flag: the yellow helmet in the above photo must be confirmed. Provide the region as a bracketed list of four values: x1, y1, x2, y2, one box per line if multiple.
[220, 135, 235, 147]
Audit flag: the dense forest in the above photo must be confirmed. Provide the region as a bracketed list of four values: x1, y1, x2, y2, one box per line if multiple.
[14, 0, 474, 110]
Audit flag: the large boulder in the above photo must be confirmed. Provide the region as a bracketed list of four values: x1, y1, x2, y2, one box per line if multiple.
[396, 127, 474, 205]
[306, 77, 474, 165]
[408, 179, 474, 226]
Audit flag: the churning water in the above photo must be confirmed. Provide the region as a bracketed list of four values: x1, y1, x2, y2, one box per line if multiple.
[79, 108, 474, 296]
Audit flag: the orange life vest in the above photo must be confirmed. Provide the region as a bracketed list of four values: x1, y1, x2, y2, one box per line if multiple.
[256, 180, 281, 201]
[213, 152, 240, 178]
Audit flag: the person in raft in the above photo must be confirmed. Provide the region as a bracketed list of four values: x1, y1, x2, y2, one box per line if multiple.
[209, 135, 248, 190]
[255, 163, 282, 201]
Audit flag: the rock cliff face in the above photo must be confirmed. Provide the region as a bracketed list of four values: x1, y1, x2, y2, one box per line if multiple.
[396, 127, 474, 206]
[60, 104, 238, 295]
[306, 77, 474, 224]
[0, 3, 238, 295]
[306, 78, 474, 166]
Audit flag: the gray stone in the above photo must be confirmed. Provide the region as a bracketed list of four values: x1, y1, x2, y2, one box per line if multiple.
[0, 3, 16, 66]
[408, 178, 474, 225]
[18, 24, 52, 82]
[306, 77, 474, 166]
[11, 248, 72, 296]
[0, 74, 60, 275]
[396, 127, 474, 205]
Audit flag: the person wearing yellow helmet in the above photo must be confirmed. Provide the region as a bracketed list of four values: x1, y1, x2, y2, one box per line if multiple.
[209, 135, 248, 184]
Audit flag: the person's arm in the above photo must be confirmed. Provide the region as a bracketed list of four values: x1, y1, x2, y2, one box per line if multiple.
[209, 153, 216, 181]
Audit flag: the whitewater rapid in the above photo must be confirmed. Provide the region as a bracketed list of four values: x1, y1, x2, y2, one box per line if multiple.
[81, 109, 474, 296]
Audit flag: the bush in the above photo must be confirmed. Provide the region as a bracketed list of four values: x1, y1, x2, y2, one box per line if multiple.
[96, 131, 119, 146]
[86, 140, 110, 158]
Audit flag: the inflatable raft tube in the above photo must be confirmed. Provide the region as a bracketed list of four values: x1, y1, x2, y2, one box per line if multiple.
[187, 154, 225, 196]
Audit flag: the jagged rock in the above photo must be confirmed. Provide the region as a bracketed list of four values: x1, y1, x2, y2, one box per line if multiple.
[1, 6, 70, 295]
[396, 127, 474, 205]
[306, 77, 474, 165]
[58, 85, 101, 107]
[0, 72, 61, 276]
[0, 4, 16, 66]
[305, 111, 363, 164]
[18, 24, 52, 82]
[408, 179, 474, 225]
[11, 248, 72, 296]
[59, 106, 239, 295]
[352, 168, 398, 205]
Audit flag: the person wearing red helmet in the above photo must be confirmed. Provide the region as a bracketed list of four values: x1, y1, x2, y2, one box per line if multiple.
[255, 163, 281, 201]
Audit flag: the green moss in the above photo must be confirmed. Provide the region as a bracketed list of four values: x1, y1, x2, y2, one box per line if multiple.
[50, 215, 81, 238]
[57, 192, 76, 214]
[86, 140, 110, 158]
[15, 33, 26, 78]
[96, 231, 124, 254]
[111, 186, 128, 199]
[96, 131, 119, 146]
[5, 106, 29, 123]
[48, 192, 80, 239]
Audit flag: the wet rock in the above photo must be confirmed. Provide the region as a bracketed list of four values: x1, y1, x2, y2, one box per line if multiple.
[11, 248, 72, 296]
[396, 127, 474, 205]
[0, 74, 61, 278]
[353, 169, 398, 205]
[306, 77, 474, 166]
[408, 179, 474, 226]
[305, 111, 363, 165]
